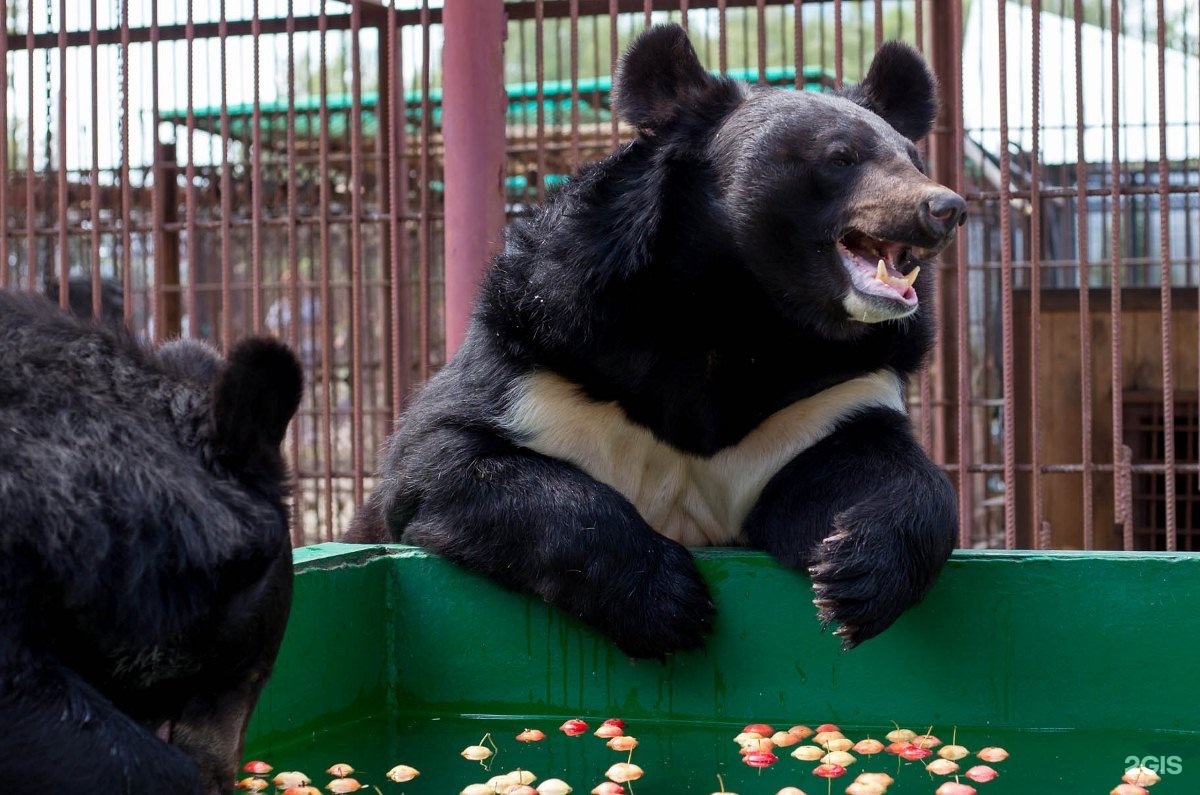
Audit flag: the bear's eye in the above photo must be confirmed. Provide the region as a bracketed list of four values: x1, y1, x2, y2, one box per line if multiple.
[829, 150, 857, 167]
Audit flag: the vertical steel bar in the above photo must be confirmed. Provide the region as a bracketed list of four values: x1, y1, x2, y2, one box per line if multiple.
[1107, 0, 1127, 552]
[374, 17, 391, 448]
[609, 0, 619, 148]
[89, 0, 99, 318]
[443, 0, 505, 359]
[717, 0, 726, 74]
[570, 0, 581, 168]
[0, 0, 8, 290]
[1154, 0, 1176, 549]
[285, 0, 303, 545]
[55, 0, 67, 311]
[518, 11, 528, 128]
[25, 0, 35, 291]
[741, 3, 750, 72]
[916, 0, 934, 459]
[118, 0, 130, 322]
[777, 2, 784, 67]
[950, 0, 971, 547]
[1030, 0, 1046, 548]
[387, 0, 410, 419]
[149, 0, 164, 336]
[832, 0, 842, 86]
[1072, 0, 1094, 548]
[915, 0, 923, 53]
[928, 2, 953, 471]
[793, 0, 802, 90]
[535, 0, 547, 199]
[399, 10, 413, 395]
[251, 0, 263, 334]
[756, 0, 766, 83]
[918, 362, 934, 453]
[592, 2, 605, 88]
[417, 0, 432, 381]
[995, 0, 1016, 548]
[348, 0, 366, 511]
[855, 3, 865, 79]
[185, 0, 198, 338]
[317, 2, 335, 539]
[218, 0, 232, 348]
[152, 142, 182, 337]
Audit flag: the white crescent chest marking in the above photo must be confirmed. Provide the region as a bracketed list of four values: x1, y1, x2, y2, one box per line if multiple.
[500, 369, 906, 546]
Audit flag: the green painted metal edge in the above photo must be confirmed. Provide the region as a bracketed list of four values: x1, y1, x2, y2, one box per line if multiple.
[245, 545, 394, 748]
[248, 544, 1200, 748]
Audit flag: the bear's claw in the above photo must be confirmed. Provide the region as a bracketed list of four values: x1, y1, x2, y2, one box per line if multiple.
[807, 526, 903, 649]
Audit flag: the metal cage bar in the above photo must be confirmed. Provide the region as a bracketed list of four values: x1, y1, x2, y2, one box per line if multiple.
[1, 0, 1196, 548]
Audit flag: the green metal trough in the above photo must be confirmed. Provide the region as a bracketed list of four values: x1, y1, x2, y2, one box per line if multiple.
[243, 544, 1200, 793]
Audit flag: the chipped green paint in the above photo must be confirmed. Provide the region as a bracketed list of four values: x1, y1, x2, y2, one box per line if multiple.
[247, 544, 1200, 751]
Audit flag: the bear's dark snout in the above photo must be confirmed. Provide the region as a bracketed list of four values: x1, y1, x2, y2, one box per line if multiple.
[920, 189, 968, 240]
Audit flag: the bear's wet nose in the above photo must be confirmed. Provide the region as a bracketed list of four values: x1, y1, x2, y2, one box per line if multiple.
[921, 191, 967, 238]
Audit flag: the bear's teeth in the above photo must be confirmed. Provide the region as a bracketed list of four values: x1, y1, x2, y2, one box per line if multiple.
[876, 259, 919, 291]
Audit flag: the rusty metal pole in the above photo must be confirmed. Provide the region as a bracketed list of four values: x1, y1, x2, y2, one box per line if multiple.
[153, 141, 181, 340]
[927, 1, 969, 545]
[442, 0, 508, 359]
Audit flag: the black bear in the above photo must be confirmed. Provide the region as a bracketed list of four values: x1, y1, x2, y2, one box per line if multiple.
[0, 291, 303, 793]
[347, 25, 964, 660]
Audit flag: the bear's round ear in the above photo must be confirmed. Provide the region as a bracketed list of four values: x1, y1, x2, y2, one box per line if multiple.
[842, 41, 938, 142]
[211, 337, 303, 469]
[613, 24, 719, 133]
[156, 338, 224, 385]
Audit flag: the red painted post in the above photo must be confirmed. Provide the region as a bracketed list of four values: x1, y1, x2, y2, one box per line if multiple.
[442, 0, 508, 359]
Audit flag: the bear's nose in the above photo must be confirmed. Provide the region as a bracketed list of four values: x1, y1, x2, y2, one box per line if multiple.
[921, 190, 967, 238]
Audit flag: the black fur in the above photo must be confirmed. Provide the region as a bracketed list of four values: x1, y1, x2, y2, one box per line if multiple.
[745, 407, 957, 639]
[838, 40, 939, 143]
[0, 291, 303, 793]
[348, 26, 961, 659]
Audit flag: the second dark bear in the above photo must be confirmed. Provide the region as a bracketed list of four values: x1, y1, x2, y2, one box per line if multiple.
[348, 25, 963, 659]
[0, 291, 303, 793]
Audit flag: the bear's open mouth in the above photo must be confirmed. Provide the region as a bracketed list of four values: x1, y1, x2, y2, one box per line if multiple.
[836, 230, 920, 309]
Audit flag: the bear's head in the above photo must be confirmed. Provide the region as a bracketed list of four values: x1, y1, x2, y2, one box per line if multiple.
[614, 25, 966, 339]
[144, 337, 304, 792]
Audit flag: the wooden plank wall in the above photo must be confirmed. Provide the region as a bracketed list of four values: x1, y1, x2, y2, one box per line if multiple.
[1012, 289, 1198, 549]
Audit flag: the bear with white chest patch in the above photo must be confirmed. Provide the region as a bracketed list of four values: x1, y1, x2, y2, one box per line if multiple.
[347, 24, 964, 660]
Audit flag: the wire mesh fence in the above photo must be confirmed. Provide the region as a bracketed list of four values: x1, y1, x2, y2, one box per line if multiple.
[2, 0, 1197, 549]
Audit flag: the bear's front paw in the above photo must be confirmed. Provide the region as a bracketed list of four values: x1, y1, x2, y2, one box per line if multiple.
[807, 519, 933, 649]
[592, 546, 716, 660]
